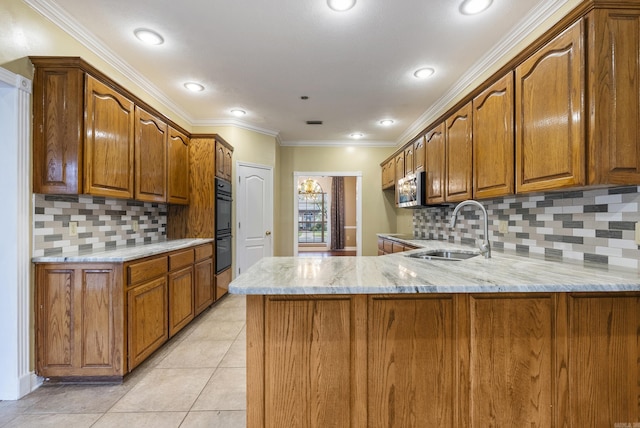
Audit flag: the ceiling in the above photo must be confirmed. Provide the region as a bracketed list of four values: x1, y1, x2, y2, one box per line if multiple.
[27, 0, 569, 146]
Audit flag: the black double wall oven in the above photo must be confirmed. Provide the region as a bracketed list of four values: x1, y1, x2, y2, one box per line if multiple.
[215, 177, 232, 273]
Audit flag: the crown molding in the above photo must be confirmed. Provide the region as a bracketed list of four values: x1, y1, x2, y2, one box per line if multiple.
[191, 118, 280, 137]
[279, 140, 396, 148]
[24, 0, 196, 125]
[0, 68, 32, 93]
[396, 0, 571, 145]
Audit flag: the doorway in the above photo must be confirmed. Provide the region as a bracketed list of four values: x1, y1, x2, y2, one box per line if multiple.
[293, 172, 362, 256]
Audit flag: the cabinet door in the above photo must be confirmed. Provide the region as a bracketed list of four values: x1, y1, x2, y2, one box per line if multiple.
[464, 294, 556, 428]
[224, 146, 233, 181]
[35, 263, 124, 377]
[515, 20, 585, 193]
[445, 102, 473, 202]
[32, 66, 84, 194]
[135, 106, 167, 202]
[250, 295, 366, 428]
[128, 276, 168, 370]
[381, 159, 395, 189]
[473, 72, 515, 199]
[369, 295, 455, 427]
[168, 266, 194, 337]
[567, 294, 640, 427]
[167, 126, 190, 205]
[589, 9, 640, 185]
[414, 135, 426, 174]
[84, 75, 135, 199]
[215, 141, 226, 179]
[394, 152, 405, 183]
[425, 123, 445, 205]
[194, 257, 214, 315]
[404, 144, 415, 176]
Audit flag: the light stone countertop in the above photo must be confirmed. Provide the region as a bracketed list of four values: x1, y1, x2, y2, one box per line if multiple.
[32, 238, 214, 263]
[229, 234, 640, 295]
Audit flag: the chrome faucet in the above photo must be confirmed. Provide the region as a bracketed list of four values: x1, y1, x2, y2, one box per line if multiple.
[449, 199, 491, 259]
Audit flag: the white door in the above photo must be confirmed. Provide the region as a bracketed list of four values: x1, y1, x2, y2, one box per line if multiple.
[236, 163, 273, 276]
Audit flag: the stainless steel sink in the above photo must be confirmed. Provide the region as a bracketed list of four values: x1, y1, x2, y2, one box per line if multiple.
[406, 249, 480, 261]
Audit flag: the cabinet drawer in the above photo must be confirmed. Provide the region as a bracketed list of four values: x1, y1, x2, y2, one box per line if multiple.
[383, 239, 393, 254]
[194, 243, 213, 262]
[128, 257, 167, 286]
[169, 249, 195, 271]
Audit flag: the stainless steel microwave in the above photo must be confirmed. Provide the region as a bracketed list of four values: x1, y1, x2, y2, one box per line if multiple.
[397, 171, 426, 208]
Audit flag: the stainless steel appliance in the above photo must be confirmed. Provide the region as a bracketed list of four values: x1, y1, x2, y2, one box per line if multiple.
[215, 177, 232, 273]
[397, 171, 427, 208]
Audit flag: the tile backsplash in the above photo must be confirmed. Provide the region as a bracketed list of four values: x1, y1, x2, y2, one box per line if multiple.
[33, 194, 167, 257]
[413, 186, 640, 270]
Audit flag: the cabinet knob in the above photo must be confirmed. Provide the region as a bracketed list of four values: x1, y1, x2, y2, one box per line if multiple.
[265, 231, 271, 236]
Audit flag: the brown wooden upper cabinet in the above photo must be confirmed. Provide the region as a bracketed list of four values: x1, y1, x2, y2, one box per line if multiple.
[135, 106, 167, 202]
[167, 127, 190, 205]
[31, 57, 191, 203]
[414, 135, 426, 174]
[32, 64, 84, 194]
[588, 8, 640, 185]
[215, 139, 233, 181]
[381, 158, 395, 190]
[85, 75, 135, 199]
[473, 72, 515, 199]
[445, 102, 473, 202]
[425, 123, 445, 205]
[404, 144, 415, 177]
[515, 20, 585, 193]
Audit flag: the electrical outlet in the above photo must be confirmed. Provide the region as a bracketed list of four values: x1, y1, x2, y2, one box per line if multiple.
[635, 222, 640, 245]
[498, 220, 508, 234]
[132, 220, 139, 232]
[69, 221, 78, 236]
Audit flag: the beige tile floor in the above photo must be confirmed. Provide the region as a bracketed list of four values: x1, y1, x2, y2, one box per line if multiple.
[0, 294, 247, 428]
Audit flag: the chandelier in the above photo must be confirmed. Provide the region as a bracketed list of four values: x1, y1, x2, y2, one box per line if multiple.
[298, 178, 322, 200]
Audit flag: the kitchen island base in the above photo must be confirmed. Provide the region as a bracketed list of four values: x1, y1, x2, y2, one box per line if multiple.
[247, 293, 640, 427]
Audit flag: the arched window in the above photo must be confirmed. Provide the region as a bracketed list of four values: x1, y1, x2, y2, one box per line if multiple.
[297, 179, 327, 244]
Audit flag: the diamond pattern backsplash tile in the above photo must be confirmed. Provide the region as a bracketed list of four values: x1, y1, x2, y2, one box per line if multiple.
[413, 186, 640, 269]
[33, 194, 167, 257]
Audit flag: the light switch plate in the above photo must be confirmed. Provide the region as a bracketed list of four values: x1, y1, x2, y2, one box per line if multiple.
[635, 222, 640, 245]
[69, 221, 77, 236]
[498, 220, 508, 234]
[132, 220, 139, 232]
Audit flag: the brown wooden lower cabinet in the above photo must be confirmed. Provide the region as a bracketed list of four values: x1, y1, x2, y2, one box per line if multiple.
[34, 242, 215, 379]
[377, 237, 417, 255]
[35, 263, 124, 378]
[127, 276, 168, 370]
[247, 292, 640, 427]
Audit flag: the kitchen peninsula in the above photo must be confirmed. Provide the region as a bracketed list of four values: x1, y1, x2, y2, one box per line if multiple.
[230, 237, 640, 427]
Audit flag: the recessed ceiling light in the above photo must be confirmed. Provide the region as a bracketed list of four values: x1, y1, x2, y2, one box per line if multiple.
[350, 133, 364, 139]
[184, 82, 204, 92]
[133, 28, 164, 45]
[230, 109, 246, 117]
[414, 67, 435, 79]
[379, 119, 394, 126]
[327, 0, 356, 12]
[459, 0, 493, 15]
